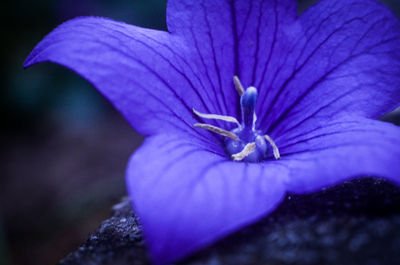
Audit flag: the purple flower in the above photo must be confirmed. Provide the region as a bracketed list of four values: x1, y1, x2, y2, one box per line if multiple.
[25, 0, 400, 263]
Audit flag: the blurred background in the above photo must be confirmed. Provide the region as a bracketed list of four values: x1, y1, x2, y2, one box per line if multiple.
[1, 1, 399, 265]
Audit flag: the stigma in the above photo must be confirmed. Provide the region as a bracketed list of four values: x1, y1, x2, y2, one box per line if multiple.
[193, 76, 280, 162]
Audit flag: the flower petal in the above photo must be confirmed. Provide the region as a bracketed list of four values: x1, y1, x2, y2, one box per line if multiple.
[24, 17, 219, 138]
[166, 0, 297, 117]
[260, 0, 400, 136]
[126, 134, 288, 264]
[279, 117, 400, 193]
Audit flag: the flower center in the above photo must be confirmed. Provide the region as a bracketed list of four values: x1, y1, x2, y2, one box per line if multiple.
[193, 76, 280, 162]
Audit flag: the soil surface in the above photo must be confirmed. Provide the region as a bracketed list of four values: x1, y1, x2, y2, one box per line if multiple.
[58, 178, 400, 265]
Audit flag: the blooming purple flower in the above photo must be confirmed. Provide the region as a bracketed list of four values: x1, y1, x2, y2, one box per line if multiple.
[25, 0, 400, 263]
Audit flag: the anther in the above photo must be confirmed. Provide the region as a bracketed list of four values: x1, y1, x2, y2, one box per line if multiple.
[194, 123, 238, 140]
[193, 108, 241, 126]
[264, 135, 280, 160]
[233, 76, 245, 96]
[231, 142, 256, 161]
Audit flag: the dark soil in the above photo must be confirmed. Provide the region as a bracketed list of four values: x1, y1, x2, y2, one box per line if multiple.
[59, 178, 400, 265]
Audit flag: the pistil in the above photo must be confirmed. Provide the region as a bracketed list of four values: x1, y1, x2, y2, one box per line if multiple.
[239, 86, 258, 140]
[193, 76, 280, 162]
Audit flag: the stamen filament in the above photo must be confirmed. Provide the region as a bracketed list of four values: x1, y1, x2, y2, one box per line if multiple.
[194, 123, 238, 140]
[231, 142, 256, 161]
[233, 76, 244, 96]
[264, 135, 281, 160]
[193, 108, 240, 126]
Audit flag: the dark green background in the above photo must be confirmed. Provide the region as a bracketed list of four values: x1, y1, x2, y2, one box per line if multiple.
[1, 1, 399, 265]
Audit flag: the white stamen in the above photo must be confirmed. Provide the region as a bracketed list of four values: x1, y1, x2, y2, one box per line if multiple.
[264, 135, 281, 160]
[193, 108, 241, 127]
[231, 142, 256, 161]
[253, 113, 257, 130]
[194, 123, 238, 140]
[233, 76, 244, 96]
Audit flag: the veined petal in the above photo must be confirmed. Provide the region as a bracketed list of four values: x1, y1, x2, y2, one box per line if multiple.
[24, 17, 222, 139]
[126, 134, 288, 264]
[278, 117, 400, 193]
[167, 0, 297, 118]
[24, 2, 400, 263]
[260, 0, 400, 135]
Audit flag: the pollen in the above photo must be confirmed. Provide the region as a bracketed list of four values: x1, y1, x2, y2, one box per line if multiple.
[193, 76, 280, 162]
